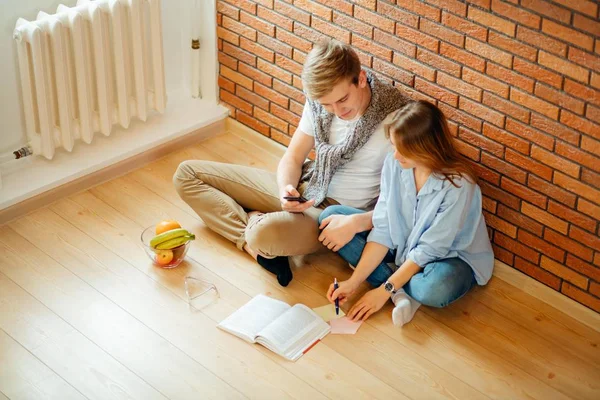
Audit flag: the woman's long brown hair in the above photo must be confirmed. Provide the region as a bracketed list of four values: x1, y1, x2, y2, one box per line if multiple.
[386, 100, 477, 186]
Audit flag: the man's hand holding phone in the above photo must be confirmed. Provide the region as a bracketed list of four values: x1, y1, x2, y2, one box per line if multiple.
[281, 184, 314, 212]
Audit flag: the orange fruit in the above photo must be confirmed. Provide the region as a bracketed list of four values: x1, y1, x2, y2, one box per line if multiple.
[155, 219, 181, 235]
[156, 249, 174, 265]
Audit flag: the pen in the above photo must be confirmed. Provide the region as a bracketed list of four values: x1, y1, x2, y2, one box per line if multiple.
[334, 278, 339, 315]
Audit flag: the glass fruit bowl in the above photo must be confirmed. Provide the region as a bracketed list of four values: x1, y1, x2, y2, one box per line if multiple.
[141, 225, 192, 268]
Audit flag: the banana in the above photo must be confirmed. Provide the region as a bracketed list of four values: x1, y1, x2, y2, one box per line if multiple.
[150, 228, 194, 248]
[155, 234, 195, 250]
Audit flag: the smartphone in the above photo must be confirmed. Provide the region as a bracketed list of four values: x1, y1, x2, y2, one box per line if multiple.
[283, 195, 308, 203]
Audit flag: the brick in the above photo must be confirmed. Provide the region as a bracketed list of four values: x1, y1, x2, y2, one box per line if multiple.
[419, 18, 464, 47]
[581, 136, 600, 157]
[465, 38, 512, 68]
[520, 0, 571, 25]
[426, 0, 467, 17]
[542, 19, 594, 52]
[237, 111, 270, 136]
[352, 0, 376, 9]
[483, 196, 498, 213]
[593, 72, 600, 89]
[539, 51, 590, 84]
[254, 107, 288, 132]
[222, 102, 235, 118]
[505, 119, 552, 149]
[582, 169, 600, 190]
[560, 111, 600, 140]
[355, 49, 373, 68]
[573, 14, 600, 37]
[241, 10, 275, 36]
[258, 58, 292, 84]
[436, 74, 479, 101]
[372, 59, 414, 86]
[508, 149, 553, 180]
[239, 62, 272, 87]
[254, 82, 288, 108]
[567, 254, 600, 282]
[552, 0, 598, 17]
[578, 199, 600, 223]
[530, 114, 579, 146]
[223, 0, 257, 14]
[463, 68, 509, 98]
[516, 26, 566, 57]
[223, 41, 256, 66]
[274, 1, 310, 27]
[459, 98, 505, 127]
[495, 232, 540, 263]
[441, 12, 486, 42]
[502, 177, 547, 208]
[439, 42, 485, 72]
[533, 146, 580, 178]
[514, 257, 561, 290]
[492, 244, 514, 265]
[528, 175, 576, 208]
[511, 89, 559, 119]
[270, 129, 291, 146]
[217, 2, 240, 19]
[545, 229, 594, 261]
[334, 12, 372, 39]
[352, 35, 392, 61]
[396, 0, 441, 21]
[488, 31, 537, 62]
[555, 141, 599, 173]
[289, 99, 304, 116]
[314, 0, 353, 15]
[548, 201, 596, 234]
[482, 123, 529, 154]
[480, 181, 521, 210]
[568, 48, 600, 74]
[218, 75, 236, 93]
[376, 30, 416, 58]
[223, 16, 257, 40]
[482, 93, 529, 124]
[571, 225, 600, 252]
[272, 29, 304, 57]
[564, 79, 600, 107]
[270, 103, 300, 127]
[414, 78, 458, 107]
[522, 202, 568, 234]
[217, 14, 222, 28]
[555, 172, 600, 205]
[541, 256, 589, 289]
[586, 105, 600, 124]
[294, 0, 331, 20]
[461, 127, 504, 157]
[291, 23, 324, 49]
[400, 85, 437, 103]
[218, 52, 238, 70]
[416, 48, 460, 77]
[393, 53, 436, 81]
[275, 53, 303, 76]
[513, 58, 562, 89]
[292, 75, 303, 90]
[491, 0, 541, 29]
[217, 26, 240, 46]
[469, 0, 491, 9]
[468, 6, 516, 37]
[394, 26, 439, 55]
[486, 64, 534, 93]
[591, 282, 600, 298]
[498, 203, 543, 236]
[438, 102, 483, 132]
[236, 85, 269, 110]
[455, 139, 481, 161]
[533, 83, 585, 116]
[563, 282, 600, 313]
[377, 2, 418, 28]
[312, 18, 351, 42]
[472, 162, 501, 185]
[221, 65, 253, 89]
[354, 6, 394, 33]
[520, 230, 566, 262]
[220, 89, 253, 114]
[483, 211, 517, 237]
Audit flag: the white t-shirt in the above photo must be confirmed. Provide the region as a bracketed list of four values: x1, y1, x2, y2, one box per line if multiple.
[299, 102, 396, 209]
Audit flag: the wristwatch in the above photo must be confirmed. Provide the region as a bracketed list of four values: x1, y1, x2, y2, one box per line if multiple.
[383, 280, 397, 295]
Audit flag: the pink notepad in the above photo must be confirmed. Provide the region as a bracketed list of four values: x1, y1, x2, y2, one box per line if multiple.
[329, 316, 363, 334]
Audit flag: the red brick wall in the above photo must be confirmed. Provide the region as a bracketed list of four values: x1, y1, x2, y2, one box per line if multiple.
[216, 0, 600, 312]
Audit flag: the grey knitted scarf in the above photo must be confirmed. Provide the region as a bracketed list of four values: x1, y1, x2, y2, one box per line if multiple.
[300, 72, 410, 206]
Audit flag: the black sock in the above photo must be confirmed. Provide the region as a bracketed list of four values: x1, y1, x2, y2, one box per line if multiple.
[257, 255, 293, 287]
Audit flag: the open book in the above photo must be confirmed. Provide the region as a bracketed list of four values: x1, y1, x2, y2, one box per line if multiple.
[217, 294, 330, 361]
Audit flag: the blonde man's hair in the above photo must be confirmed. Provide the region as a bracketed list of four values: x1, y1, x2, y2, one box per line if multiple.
[301, 39, 362, 100]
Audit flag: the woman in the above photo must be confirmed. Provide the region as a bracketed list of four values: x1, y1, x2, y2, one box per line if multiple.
[320, 100, 494, 326]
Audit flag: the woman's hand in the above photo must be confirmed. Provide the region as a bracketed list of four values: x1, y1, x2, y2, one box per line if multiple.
[280, 184, 314, 213]
[319, 214, 359, 252]
[347, 286, 390, 322]
[327, 279, 359, 306]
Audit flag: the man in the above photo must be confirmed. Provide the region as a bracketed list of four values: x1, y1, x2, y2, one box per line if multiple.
[173, 39, 410, 286]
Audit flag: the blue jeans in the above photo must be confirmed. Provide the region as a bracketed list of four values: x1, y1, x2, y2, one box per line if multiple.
[319, 205, 477, 308]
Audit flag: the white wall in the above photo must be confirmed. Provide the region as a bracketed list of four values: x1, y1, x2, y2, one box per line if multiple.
[0, 0, 219, 155]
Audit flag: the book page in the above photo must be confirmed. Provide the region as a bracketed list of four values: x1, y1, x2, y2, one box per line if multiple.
[217, 295, 290, 342]
[257, 304, 324, 352]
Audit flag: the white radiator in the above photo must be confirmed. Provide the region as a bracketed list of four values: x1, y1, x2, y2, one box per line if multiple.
[13, 0, 167, 160]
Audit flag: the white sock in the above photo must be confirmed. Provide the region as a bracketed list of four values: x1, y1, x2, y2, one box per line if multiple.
[391, 290, 421, 327]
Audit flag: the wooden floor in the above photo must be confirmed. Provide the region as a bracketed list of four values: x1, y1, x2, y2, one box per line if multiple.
[1, 122, 599, 400]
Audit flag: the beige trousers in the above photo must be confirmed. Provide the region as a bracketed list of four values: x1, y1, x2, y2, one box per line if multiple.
[173, 160, 336, 257]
